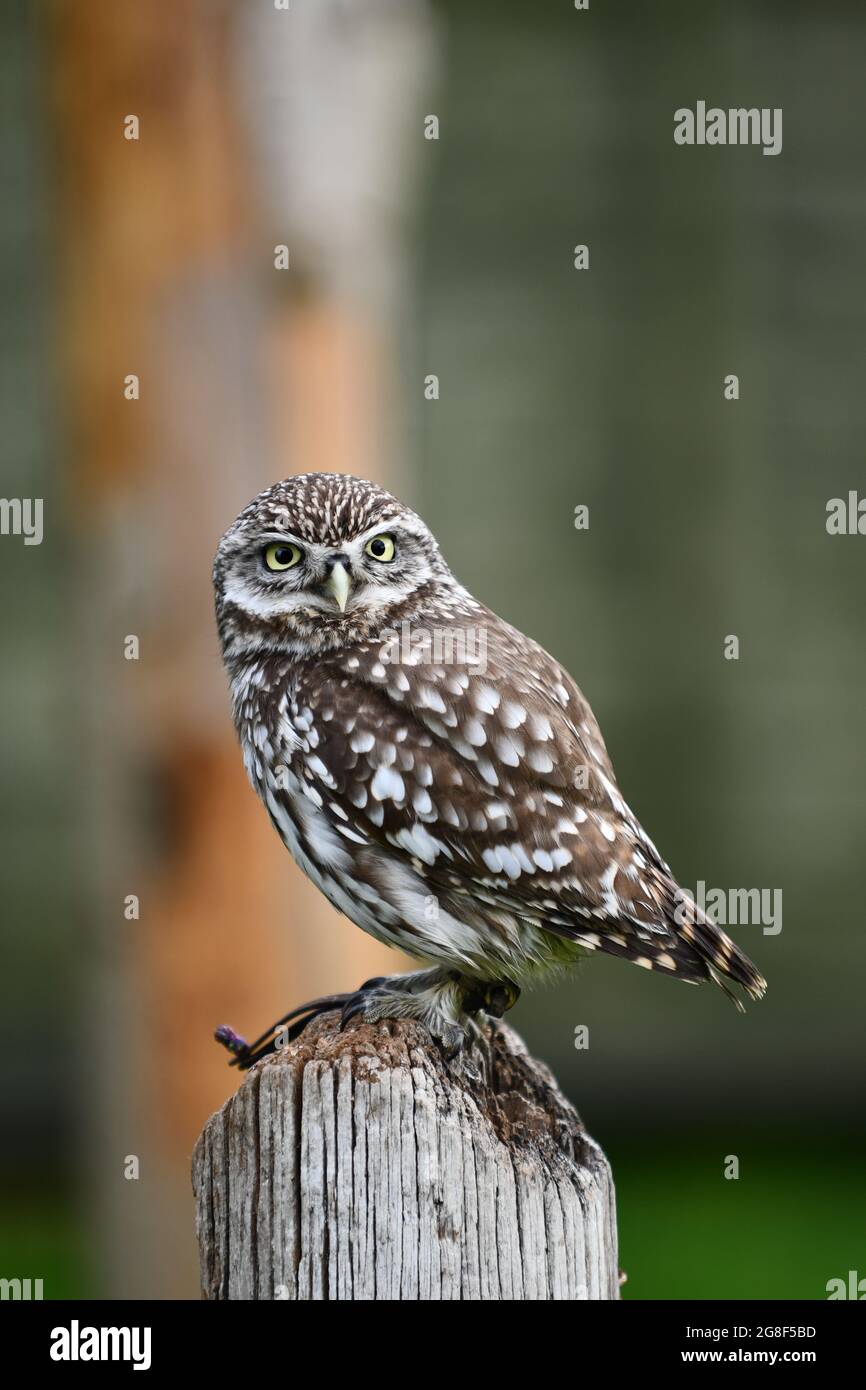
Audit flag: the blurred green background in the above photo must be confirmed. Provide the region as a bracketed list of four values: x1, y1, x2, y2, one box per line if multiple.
[417, 0, 866, 1299]
[2, 0, 864, 1298]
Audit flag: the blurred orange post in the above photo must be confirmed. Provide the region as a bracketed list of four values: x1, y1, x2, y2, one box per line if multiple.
[51, 0, 436, 1296]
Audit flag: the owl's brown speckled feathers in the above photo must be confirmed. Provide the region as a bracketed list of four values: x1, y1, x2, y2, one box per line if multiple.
[213, 472, 765, 1058]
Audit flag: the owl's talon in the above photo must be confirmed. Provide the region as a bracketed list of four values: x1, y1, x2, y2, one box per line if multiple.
[460, 977, 521, 1020]
[338, 990, 380, 1030]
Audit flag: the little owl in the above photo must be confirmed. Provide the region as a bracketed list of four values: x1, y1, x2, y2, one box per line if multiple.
[213, 472, 765, 1066]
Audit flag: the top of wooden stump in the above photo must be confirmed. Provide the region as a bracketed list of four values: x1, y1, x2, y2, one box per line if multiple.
[193, 1011, 619, 1299]
[219, 1010, 593, 1168]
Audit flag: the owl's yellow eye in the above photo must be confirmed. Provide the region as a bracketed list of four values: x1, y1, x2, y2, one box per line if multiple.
[365, 534, 395, 562]
[263, 542, 303, 571]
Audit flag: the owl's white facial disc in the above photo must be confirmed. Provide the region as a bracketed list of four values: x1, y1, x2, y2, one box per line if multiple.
[213, 473, 454, 660]
[221, 516, 434, 621]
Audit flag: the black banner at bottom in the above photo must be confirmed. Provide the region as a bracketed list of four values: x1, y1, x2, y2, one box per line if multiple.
[2, 1297, 861, 1373]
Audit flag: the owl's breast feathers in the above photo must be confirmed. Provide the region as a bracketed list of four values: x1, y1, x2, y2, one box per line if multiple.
[235, 605, 765, 1004]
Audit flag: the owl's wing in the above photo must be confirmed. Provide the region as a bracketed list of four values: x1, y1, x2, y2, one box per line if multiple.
[282, 608, 764, 1000]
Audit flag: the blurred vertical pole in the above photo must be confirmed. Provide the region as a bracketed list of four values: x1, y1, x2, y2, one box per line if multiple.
[49, 0, 437, 1296]
[235, 0, 438, 488]
[233, 0, 439, 1000]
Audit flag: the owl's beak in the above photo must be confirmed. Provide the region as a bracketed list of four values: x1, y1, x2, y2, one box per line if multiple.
[324, 559, 351, 613]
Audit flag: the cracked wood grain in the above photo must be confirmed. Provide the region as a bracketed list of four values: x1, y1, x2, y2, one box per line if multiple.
[192, 1013, 619, 1301]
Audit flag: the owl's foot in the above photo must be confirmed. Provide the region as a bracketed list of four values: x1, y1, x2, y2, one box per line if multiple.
[337, 969, 521, 1056]
[339, 969, 470, 1057]
[215, 970, 520, 1069]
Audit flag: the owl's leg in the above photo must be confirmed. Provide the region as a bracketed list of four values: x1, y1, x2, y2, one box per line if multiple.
[335, 968, 468, 1056]
[338, 969, 521, 1056]
[215, 971, 521, 1069]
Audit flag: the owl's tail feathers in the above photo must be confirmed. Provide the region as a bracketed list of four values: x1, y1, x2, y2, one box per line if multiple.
[573, 888, 767, 1010]
[671, 895, 767, 1011]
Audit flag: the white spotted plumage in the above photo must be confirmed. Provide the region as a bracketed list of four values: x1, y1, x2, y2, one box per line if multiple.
[214, 472, 766, 1045]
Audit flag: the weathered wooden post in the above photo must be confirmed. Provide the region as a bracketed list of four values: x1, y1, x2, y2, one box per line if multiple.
[192, 1012, 619, 1300]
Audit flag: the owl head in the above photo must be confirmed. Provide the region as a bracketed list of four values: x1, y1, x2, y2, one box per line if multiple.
[214, 473, 453, 661]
